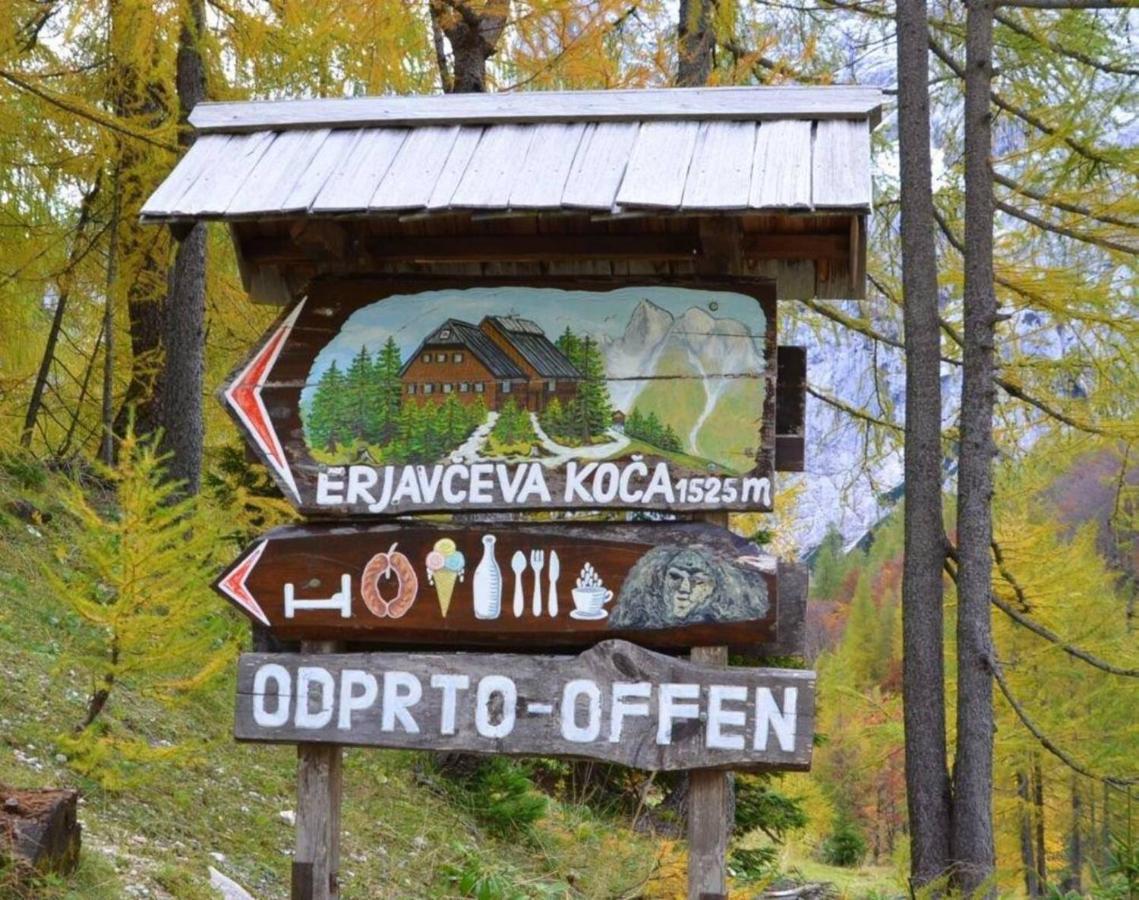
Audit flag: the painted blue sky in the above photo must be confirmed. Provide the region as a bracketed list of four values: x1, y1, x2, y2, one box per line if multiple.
[300, 285, 766, 407]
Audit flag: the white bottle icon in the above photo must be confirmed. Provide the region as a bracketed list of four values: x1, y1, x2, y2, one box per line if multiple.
[472, 534, 502, 620]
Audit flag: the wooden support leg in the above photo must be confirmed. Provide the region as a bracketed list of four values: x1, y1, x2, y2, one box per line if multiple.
[293, 641, 342, 900]
[687, 644, 730, 900]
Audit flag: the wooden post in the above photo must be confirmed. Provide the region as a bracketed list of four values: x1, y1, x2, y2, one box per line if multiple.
[293, 640, 342, 900]
[688, 505, 732, 900]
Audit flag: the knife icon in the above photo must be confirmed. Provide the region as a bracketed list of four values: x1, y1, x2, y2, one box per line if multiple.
[548, 551, 560, 618]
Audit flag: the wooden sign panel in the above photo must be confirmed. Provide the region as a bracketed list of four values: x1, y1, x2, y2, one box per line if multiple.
[234, 640, 815, 772]
[215, 521, 782, 650]
[222, 278, 776, 517]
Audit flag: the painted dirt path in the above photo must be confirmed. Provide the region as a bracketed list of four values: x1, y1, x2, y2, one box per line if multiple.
[529, 413, 630, 468]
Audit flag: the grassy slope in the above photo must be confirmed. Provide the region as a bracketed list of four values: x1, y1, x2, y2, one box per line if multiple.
[0, 518, 665, 899]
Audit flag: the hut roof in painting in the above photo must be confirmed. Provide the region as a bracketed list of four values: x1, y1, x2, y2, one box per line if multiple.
[141, 86, 883, 221]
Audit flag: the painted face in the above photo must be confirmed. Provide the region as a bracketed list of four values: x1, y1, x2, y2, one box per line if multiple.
[664, 550, 716, 620]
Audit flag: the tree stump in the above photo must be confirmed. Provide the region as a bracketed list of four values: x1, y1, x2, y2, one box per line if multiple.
[0, 787, 81, 879]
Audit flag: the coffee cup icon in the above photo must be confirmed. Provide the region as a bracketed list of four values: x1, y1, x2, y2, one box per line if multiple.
[570, 585, 613, 620]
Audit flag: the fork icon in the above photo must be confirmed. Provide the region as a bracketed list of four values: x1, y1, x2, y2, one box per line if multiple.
[530, 549, 545, 617]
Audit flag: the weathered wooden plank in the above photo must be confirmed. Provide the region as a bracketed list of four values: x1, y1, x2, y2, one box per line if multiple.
[293, 640, 341, 900]
[226, 129, 332, 216]
[370, 126, 461, 209]
[219, 277, 777, 517]
[282, 129, 359, 213]
[812, 119, 872, 209]
[190, 86, 884, 133]
[140, 134, 230, 217]
[561, 122, 639, 209]
[310, 129, 408, 213]
[213, 521, 781, 649]
[165, 131, 275, 216]
[449, 125, 537, 208]
[508, 123, 587, 209]
[749, 120, 813, 209]
[615, 121, 700, 209]
[687, 645, 731, 899]
[681, 121, 756, 210]
[233, 641, 816, 772]
[425, 126, 483, 209]
[775, 345, 806, 473]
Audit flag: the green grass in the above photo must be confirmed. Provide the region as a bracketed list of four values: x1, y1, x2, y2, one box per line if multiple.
[0, 510, 664, 898]
[692, 378, 765, 474]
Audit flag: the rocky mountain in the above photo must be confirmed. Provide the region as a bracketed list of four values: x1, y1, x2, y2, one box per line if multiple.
[602, 299, 767, 472]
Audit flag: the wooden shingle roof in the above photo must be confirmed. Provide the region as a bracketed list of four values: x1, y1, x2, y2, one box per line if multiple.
[142, 86, 882, 221]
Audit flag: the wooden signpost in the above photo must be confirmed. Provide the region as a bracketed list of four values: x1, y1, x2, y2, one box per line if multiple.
[141, 83, 885, 899]
[215, 521, 790, 650]
[235, 640, 814, 771]
[222, 278, 778, 517]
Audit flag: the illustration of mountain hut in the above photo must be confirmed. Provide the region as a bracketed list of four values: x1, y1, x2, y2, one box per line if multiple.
[400, 316, 582, 412]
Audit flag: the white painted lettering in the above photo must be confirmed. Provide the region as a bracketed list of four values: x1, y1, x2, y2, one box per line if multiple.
[469, 463, 495, 503]
[707, 685, 747, 750]
[252, 663, 291, 728]
[416, 465, 443, 503]
[563, 462, 597, 503]
[337, 669, 378, 730]
[495, 463, 527, 503]
[591, 463, 620, 504]
[642, 463, 676, 505]
[618, 460, 647, 504]
[560, 679, 602, 743]
[316, 468, 345, 505]
[656, 683, 700, 745]
[346, 466, 377, 506]
[475, 675, 517, 738]
[381, 671, 422, 733]
[516, 463, 551, 503]
[741, 477, 772, 507]
[367, 466, 393, 513]
[430, 673, 471, 736]
[295, 666, 335, 729]
[609, 682, 651, 742]
[391, 466, 423, 505]
[754, 687, 797, 752]
[442, 464, 469, 503]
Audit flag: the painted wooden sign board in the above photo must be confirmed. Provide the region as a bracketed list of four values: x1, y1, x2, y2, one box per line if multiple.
[234, 640, 815, 772]
[222, 278, 777, 517]
[215, 521, 782, 649]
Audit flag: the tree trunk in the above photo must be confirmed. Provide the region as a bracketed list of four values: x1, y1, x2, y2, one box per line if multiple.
[1018, 771, 1040, 898]
[160, 0, 207, 493]
[896, 0, 953, 889]
[1034, 757, 1047, 893]
[22, 178, 102, 450]
[109, 1, 171, 444]
[1064, 775, 1083, 894]
[677, 0, 714, 87]
[953, 0, 997, 894]
[428, 0, 509, 94]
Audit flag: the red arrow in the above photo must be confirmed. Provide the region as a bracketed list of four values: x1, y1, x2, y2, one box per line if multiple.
[215, 539, 271, 626]
[222, 300, 304, 501]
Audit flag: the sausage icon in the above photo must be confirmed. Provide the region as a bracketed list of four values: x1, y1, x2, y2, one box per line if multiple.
[361, 543, 419, 619]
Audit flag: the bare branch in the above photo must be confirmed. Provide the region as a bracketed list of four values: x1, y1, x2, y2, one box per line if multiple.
[994, 171, 1138, 232]
[999, 0, 1136, 9]
[994, 11, 1139, 77]
[0, 69, 179, 153]
[927, 35, 1116, 168]
[993, 663, 1139, 785]
[805, 383, 903, 432]
[995, 198, 1138, 255]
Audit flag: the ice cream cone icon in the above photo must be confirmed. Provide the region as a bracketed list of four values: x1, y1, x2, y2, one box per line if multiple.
[426, 538, 465, 618]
